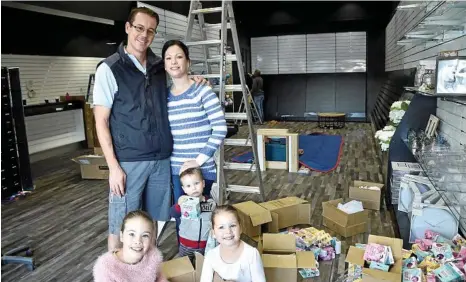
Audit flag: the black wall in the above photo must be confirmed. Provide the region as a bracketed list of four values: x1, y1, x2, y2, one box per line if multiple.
[231, 1, 397, 121]
[2, 6, 127, 58]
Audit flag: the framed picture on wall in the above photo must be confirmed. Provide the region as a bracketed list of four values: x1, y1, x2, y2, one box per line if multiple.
[435, 56, 466, 95]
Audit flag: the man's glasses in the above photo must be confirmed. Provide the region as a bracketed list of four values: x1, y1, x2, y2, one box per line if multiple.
[130, 23, 157, 37]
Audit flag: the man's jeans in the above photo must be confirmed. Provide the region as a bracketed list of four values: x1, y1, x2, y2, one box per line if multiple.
[253, 94, 265, 122]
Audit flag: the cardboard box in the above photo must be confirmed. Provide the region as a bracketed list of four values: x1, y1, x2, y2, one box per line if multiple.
[349, 180, 384, 210]
[94, 147, 103, 155]
[259, 233, 317, 282]
[322, 199, 368, 237]
[259, 196, 311, 233]
[72, 154, 108, 180]
[161, 253, 223, 282]
[233, 201, 272, 239]
[346, 235, 403, 282]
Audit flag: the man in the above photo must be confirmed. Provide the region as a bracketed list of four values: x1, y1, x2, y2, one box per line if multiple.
[250, 69, 265, 123]
[93, 7, 205, 251]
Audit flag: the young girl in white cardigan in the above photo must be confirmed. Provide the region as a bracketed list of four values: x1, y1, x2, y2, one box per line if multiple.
[200, 205, 266, 282]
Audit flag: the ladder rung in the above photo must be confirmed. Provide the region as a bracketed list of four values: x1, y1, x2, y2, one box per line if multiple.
[224, 162, 256, 171]
[224, 138, 251, 146]
[204, 23, 231, 30]
[185, 40, 222, 47]
[192, 7, 223, 14]
[226, 185, 261, 194]
[213, 84, 243, 92]
[225, 112, 247, 120]
[189, 74, 221, 79]
[209, 54, 237, 62]
[192, 55, 237, 64]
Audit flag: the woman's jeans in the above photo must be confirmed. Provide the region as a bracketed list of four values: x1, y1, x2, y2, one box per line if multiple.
[253, 94, 265, 122]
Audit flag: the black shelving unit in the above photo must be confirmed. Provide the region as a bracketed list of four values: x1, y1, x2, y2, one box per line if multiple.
[386, 88, 465, 249]
[1, 67, 34, 201]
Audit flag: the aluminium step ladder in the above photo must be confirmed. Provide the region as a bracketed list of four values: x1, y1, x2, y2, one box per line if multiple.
[185, 0, 265, 205]
[236, 86, 262, 126]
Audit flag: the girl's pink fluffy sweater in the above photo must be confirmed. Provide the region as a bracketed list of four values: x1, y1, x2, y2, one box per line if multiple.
[93, 247, 168, 282]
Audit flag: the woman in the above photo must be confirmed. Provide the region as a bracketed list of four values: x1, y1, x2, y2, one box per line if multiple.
[162, 39, 227, 231]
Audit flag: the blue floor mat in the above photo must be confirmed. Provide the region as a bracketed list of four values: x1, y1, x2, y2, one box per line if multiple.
[231, 134, 343, 173]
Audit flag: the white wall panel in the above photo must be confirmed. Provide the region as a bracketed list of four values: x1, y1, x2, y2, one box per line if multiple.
[278, 35, 306, 74]
[251, 36, 279, 74]
[25, 110, 85, 154]
[252, 32, 366, 74]
[307, 33, 335, 73]
[1, 55, 102, 105]
[336, 32, 366, 72]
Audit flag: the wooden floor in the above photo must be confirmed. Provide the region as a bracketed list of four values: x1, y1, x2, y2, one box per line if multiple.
[1, 121, 396, 282]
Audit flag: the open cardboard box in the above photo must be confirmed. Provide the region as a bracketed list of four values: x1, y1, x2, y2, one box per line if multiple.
[346, 235, 403, 282]
[161, 253, 223, 282]
[72, 152, 108, 180]
[259, 196, 311, 233]
[258, 233, 317, 282]
[322, 198, 368, 237]
[349, 180, 384, 210]
[233, 201, 272, 240]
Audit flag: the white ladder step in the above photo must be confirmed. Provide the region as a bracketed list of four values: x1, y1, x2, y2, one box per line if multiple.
[204, 23, 231, 30]
[192, 55, 237, 64]
[189, 74, 221, 79]
[213, 84, 242, 92]
[224, 162, 256, 171]
[185, 39, 222, 46]
[224, 138, 251, 146]
[225, 112, 247, 120]
[192, 7, 223, 14]
[209, 54, 237, 62]
[226, 185, 261, 194]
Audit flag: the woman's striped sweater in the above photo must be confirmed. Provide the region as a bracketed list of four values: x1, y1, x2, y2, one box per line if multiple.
[167, 83, 227, 180]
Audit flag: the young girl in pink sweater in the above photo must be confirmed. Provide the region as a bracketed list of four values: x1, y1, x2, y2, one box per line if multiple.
[93, 210, 168, 282]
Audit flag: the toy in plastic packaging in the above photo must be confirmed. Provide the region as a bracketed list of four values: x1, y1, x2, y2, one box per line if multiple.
[452, 234, 466, 252]
[402, 268, 422, 282]
[319, 246, 336, 261]
[299, 267, 320, 278]
[180, 197, 201, 220]
[402, 248, 413, 259]
[363, 243, 389, 264]
[403, 257, 418, 269]
[369, 261, 390, 272]
[431, 243, 454, 263]
[418, 256, 440, 273]
[433, 262, 465, 282]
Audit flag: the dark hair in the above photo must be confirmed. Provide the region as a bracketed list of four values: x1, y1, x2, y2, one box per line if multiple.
[162, 40, 190, 61]
[121, 210, 155, 234]
[211, 205, 242, 228]
[179, 167, 203, 181]
[127, 7, 159, 28]
[253, 69, 261, 77]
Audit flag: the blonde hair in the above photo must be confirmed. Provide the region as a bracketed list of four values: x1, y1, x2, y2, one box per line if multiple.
[211, 205, 241, 227]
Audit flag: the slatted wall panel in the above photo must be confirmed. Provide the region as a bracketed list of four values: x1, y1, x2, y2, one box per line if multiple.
[0, 55, 102, 105]
[385, 1, 466, 71]
[385, 1, 466, 149]
[278, 35, 306, 74]
[251, 36, 279, 74]
[139, 2, 221, 75]
[252, 32, 366, 74]
[306, 33, 336, 73]
[437, 99, 466, 149]
[336, 32, 367, 73]
[25, 110, 85, 154]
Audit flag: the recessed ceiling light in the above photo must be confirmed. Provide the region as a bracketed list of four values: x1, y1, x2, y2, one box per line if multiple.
[106, 42, 117, 45]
